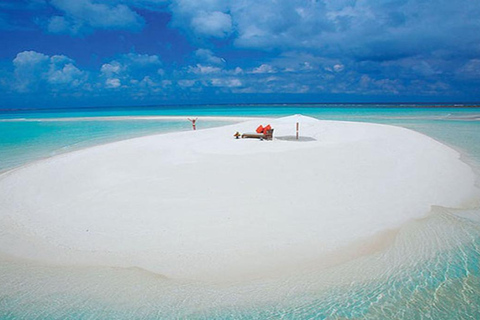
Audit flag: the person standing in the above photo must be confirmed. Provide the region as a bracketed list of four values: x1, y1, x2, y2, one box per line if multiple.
[188, 118, 198, 130]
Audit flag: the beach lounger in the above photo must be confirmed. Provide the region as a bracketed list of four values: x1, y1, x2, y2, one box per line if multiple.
[241, 129, 274, 140]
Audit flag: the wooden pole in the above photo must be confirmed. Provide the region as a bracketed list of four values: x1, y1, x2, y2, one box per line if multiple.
[296, 122, 299, 140]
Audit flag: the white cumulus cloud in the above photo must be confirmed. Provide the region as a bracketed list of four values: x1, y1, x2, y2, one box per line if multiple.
[333, 64, 345, 72]
[210, 78, 242, 87]
[191, 11, 232, 38]
[105, 78, 121, 88]
[189, 64, 222, 74]
[99, 53, 163, 89]
[13, 51, 86, 92]
[252, 64, 276, 74]
[47, 0, 145, 35]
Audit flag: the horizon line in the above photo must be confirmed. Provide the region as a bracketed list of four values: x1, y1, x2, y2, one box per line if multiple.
[1, 101, 480, 112]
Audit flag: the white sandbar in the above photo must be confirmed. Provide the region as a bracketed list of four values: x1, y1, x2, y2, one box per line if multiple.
[0, 115, 477, 281]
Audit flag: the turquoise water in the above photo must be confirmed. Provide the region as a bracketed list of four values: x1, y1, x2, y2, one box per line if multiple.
[0, 117, 235, 172]
[1, 104, 480, 319]
[2, 104, 480, 171]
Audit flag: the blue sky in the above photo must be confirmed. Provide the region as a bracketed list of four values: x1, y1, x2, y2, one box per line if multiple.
[1, 0, 480, 108]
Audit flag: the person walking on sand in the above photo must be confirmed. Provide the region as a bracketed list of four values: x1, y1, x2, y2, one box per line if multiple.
[188, 118, 198, 130]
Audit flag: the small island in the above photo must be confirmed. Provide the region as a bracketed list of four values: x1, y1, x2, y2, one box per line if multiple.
[0, 115, 477, 281]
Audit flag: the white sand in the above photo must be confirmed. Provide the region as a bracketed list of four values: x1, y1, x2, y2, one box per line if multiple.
[0, 115, 477, 281]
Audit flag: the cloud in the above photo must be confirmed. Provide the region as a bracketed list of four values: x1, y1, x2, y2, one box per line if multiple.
[100, 53, 162, 75]
[100, 53, 163, 90]
[12, 51, 87, 92]
[210, 78, 242, 87]
[191, 11, 232, 37]
[47, 0, 145, 35]
[189, 64, 222, 75]
[4, 0, 480, 106]
[13, 51, 49, 92]
[231, 0, 331, 49]
[13, 50, 49, 68]
[161, 0, 480, 67]
[333, 64, 345, 72]
[4, 50, 172, 101]
[194, 49, 225, 66]
[100, 61, 123, 77]
[457, 59, 480, 79]
[3, 50, 172, 101]
[123, 53, 162, 71]
[359, 75, 403, 95]
[47, 15, 82, 34]
[177, 79, 196, 88]
[105, 78, 121, 88]
[251, 64, 276, 74]
[169, 0, 232, 39]
[48, 56, 85, 86]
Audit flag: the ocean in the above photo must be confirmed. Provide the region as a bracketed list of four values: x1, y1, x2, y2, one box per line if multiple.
[1, 104, 480, 319]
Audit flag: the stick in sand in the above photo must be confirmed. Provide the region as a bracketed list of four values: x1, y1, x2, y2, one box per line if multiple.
[296, 122, 299, 140]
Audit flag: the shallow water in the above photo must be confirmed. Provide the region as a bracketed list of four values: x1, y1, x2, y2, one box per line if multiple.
[1, 104, 480, 319]
[0, 118, 235, 172]
[2, 208, 480, 319]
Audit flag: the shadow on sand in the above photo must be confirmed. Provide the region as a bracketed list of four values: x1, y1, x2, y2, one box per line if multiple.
[275, 135, 316, 142]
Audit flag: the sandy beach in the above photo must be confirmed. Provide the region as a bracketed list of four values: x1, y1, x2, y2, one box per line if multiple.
[0, 115, 477, 281]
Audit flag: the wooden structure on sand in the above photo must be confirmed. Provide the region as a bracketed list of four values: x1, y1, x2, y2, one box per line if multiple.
[241, 129, 274, 141]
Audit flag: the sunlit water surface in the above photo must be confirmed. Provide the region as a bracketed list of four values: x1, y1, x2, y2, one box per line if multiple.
[1, 105, 480, 319]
